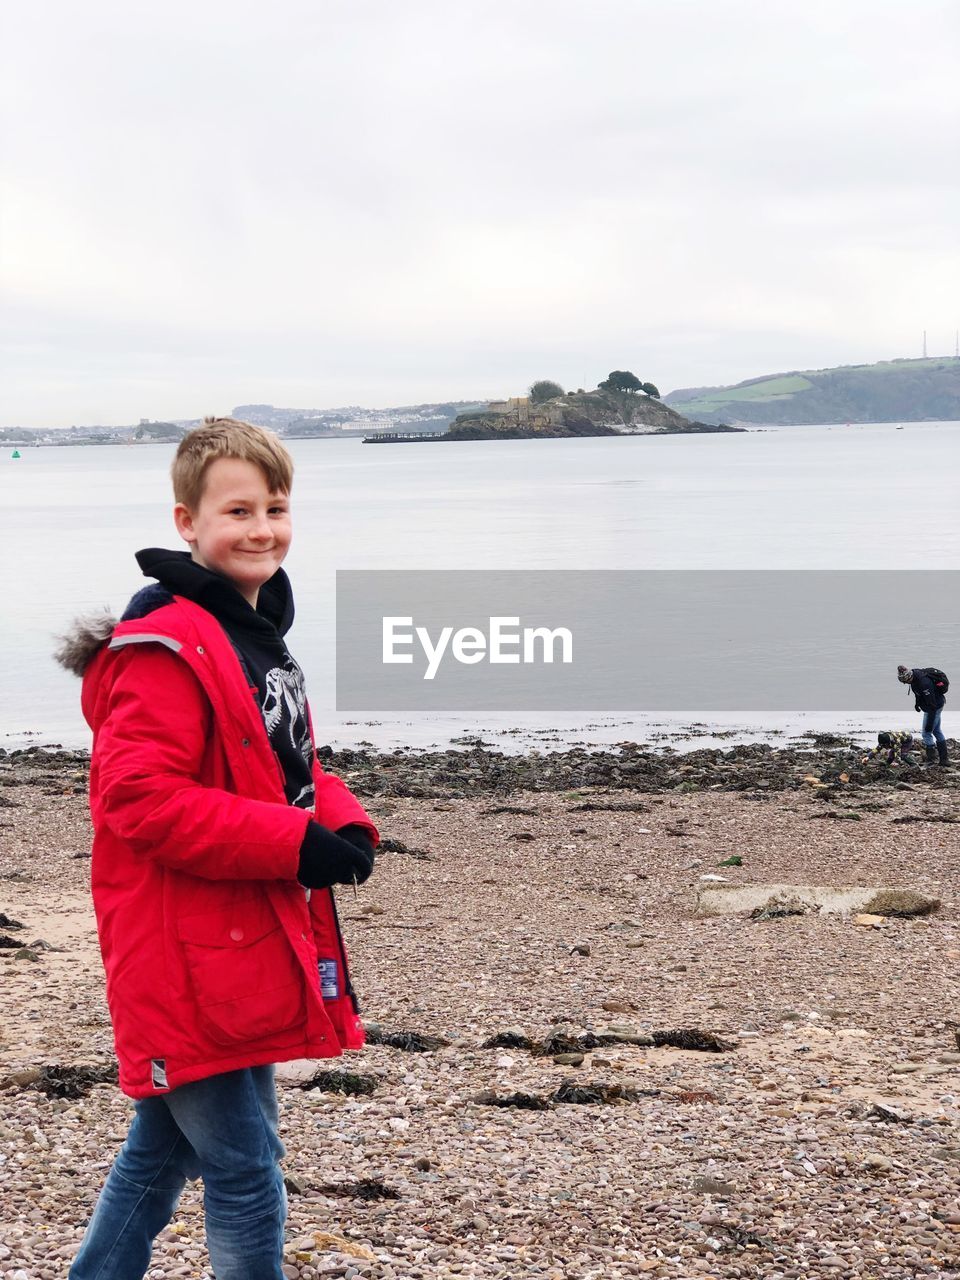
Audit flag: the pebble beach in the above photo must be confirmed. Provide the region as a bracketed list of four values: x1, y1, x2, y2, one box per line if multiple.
[2, 739, 959, 1280]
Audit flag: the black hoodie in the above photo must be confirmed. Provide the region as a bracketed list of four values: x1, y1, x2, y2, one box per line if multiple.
[132, 548, 316, 809]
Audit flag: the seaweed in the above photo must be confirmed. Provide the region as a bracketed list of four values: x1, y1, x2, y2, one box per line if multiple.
[531, 1031, 607, 1057]
[364, 1026, 449, 1052]
[476, 1090, 553, 1110]
[299, 1069, 379, 1095]
[34, 1063, 118, 1099]
[568, 801, 649, 813]
[651, 1028, 735, 1053]
[551, 1079, 659, 1104]
[316, 1178, 399, 1201]
[481, 1031, 534, 1050]
[377, 837, 435, 861]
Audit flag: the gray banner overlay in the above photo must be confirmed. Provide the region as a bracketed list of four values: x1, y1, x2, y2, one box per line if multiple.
[335, 570, 958, 712]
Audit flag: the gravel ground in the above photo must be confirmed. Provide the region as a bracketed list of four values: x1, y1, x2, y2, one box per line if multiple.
[1, 746, 959, 1279]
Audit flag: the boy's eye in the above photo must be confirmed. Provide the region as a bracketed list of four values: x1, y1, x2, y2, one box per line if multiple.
[230, 507, 248, 516]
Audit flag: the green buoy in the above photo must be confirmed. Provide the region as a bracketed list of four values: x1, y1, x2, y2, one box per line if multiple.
[11, 450, 20, 459]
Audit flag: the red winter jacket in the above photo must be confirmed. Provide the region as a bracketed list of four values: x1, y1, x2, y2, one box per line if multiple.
[75, 596, 378, 1098]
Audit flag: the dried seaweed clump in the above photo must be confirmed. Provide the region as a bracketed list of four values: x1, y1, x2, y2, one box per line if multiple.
[299, 1069, 378, 1095]
[568, 800, 649, 813]
[481, 1031, 534, 1050]
[377, 837, 434, 861]
[532, 1031, 607, 1057]
[552, 1079, 659, 1104]
[364, 1025, 450, 1052]
[476, 1090, 553, 1111]
[317, 1177, 399, 1201]
[651, 1028, 735, 1053]
[35, 1063, 118, 1099]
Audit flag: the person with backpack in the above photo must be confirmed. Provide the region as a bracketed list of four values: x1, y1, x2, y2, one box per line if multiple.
[897, 664, 949, 766]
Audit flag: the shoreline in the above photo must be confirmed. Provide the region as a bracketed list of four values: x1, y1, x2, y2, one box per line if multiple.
[3, 734, 957, 799]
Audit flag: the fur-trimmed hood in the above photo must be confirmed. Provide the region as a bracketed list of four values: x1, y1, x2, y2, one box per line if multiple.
[54, 610, 118, 677]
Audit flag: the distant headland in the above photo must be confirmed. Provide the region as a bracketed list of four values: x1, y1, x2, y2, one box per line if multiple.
[666, 356, 960, 426]
[365, 373, 742, 443]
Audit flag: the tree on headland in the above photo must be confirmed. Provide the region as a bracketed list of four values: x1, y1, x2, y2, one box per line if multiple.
[529, 379, 565, 403]
[599, 370, 643, 394]
[598, 371, 661, 397]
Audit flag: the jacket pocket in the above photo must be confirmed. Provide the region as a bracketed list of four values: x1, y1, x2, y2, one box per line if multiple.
[176, 896, 305, 1047]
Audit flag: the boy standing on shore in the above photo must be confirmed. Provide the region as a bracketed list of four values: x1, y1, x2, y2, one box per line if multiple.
[57, 418, 379, 1280]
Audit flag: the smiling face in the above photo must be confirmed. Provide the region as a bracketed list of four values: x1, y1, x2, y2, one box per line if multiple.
[173, 456, 292, 607]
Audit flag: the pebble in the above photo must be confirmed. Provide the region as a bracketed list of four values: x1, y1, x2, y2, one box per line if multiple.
[863, 1153, 893, 1171]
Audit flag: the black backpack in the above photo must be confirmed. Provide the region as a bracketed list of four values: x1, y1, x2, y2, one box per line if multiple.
[927, 668, 950, 694]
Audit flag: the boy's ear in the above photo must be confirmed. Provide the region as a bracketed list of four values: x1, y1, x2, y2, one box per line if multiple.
[173, 502, 198, 546]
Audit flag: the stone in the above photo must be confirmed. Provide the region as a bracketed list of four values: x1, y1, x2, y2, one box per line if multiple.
[0, 1067, 42, 1088]
[861, 888, 941, 917]
[864, 1153, 893, 1171]
[552, 1053, 585, 1066]
[692, 1175, 736, 1196]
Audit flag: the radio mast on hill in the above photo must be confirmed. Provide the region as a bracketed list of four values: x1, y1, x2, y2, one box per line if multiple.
[923, 330, 928, 358]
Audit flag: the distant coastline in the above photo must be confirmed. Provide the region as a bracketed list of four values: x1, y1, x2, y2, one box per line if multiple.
[363, 420, 743, 443]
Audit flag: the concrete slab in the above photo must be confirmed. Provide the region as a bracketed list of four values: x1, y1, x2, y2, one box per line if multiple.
[695, 882, 940, 918]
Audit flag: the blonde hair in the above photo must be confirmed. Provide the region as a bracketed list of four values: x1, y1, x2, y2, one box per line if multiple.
[172, 417, 294, 509]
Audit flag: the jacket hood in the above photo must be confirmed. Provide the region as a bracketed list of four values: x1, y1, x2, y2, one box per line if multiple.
[53, 549, 295, 678]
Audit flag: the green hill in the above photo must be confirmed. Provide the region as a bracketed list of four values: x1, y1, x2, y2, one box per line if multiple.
[665, 357, 960, 425]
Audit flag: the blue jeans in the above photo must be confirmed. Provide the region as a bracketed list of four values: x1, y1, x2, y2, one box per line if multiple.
[69, 1066, 286, 1280]
[922, 707, 946, 748]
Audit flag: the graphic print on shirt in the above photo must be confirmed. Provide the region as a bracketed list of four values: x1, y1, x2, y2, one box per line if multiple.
[262, 657, 316, 808]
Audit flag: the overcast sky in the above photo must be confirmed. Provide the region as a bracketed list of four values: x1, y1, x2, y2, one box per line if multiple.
[2, 0, 958, 427]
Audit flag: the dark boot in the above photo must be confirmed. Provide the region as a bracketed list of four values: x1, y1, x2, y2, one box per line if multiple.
[938, 742, 950, 767]
[925, 744, 938, 764]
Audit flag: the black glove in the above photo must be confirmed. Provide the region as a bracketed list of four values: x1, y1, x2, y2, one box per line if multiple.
[297, 822, 375, 889]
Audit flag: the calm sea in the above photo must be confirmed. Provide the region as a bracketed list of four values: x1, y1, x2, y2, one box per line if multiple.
[4, 422, 959, 752]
